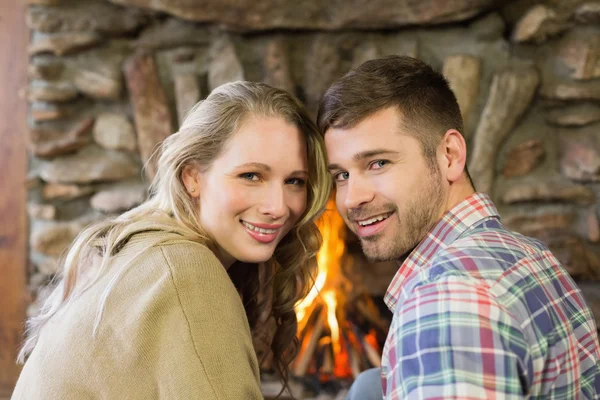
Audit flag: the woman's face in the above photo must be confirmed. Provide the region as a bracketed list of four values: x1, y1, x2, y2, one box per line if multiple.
[186, 116, 309, 268]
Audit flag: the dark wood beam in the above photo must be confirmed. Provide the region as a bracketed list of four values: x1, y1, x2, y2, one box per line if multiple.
[0, 0, 28, 396]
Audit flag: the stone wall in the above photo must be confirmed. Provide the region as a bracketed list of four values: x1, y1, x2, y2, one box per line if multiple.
[24, 0, 600, 321]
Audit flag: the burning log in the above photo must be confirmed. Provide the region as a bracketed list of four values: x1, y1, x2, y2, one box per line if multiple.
[289, 199, 389, 385]
[293, 307, 327, 376]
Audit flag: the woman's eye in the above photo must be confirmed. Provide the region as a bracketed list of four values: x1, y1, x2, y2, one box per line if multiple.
[370, 160, 389, 170]
[239, 173, 259, 181]
[286, 178, 306, 186]
[334, 171, 349, 182]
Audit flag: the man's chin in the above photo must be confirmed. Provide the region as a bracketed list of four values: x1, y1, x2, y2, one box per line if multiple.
[361, 243, 394, 263]
[361, 240, 411, 263]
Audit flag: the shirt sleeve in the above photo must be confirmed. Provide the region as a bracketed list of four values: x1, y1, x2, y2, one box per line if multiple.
[383, 276, 532, 399]
[160, 242, 264, 400]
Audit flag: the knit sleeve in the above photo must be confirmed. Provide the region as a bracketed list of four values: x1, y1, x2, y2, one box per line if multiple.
[159, 241, 263, 400]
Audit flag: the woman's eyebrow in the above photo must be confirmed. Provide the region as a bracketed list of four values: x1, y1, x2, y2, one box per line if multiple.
[233, 162, 271, 171]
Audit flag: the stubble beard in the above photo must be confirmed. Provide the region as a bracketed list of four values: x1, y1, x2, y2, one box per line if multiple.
[360, 166, 445, 263]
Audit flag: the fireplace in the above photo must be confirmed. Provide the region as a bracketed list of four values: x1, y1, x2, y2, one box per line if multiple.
[21, 0, 600, 398]
[257, 199, 394, 399]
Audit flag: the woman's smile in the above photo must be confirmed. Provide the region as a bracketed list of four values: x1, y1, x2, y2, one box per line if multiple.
[240, 220, 283, 243]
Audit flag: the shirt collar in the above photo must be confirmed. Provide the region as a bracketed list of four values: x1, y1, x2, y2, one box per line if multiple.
[383, 192, 499, 311]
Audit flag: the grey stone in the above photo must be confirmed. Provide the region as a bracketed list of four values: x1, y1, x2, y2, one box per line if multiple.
[469, 66, 540, 194]
[28, 58, 64, 80]
[559, 128, 600, 182]
[502, 179, 595, 206]
[123, 51, 174, 179]
[26, 0, 148, 34]
[208, 36, 244, 91]
[530, 230, 595, 279]
[107, 0, 501, 31]
[546, 103, 600, 126]
[90, 183, 148, 213]
[70, 44, 128, 100]
[42, 183, 95, 200]
[469, 12, 506, 41]
[304, 35, 343, 115]
[442, 55, 482, 129]
[574, 2, 600, 24]
[503, 211, 575, 237]
[30, 101, 73, 122]
[39, 145, 140, 184]
[262, 38, 295, 95]
[588, 207, 600, 243]
[512, 4, 568, 44]
[24, 0, 62, 4]
[555, 31, 600, 80]
[174, 72, 201, 127]
[29, 31, 103, 56]
[30, 214, 102, 258]
[28, 203, 57, 220]
[29, 117, 94, 158]
[73, 66, 122, 100]
[502, 139, 545, 178]
[93, 113, 137, 152]
[579, 283, 600, 325]
[541, 80, 600, 101]
[27, 80, 79, 103]
[134, 18, 212, 50]
[351, 41, 381, 69]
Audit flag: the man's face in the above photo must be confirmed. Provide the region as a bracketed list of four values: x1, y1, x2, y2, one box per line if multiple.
[325, 107, 446, 262]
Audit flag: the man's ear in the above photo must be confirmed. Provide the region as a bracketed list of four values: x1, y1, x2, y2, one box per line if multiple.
[440, 129, 467, 183]
[181, 165, 201, 198]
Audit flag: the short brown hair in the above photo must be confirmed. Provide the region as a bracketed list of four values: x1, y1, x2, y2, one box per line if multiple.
[317, 56, 464, 161]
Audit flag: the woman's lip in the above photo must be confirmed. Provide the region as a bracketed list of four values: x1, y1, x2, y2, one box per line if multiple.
[242, 223, 279, 243]
[241, 220, 284, 229]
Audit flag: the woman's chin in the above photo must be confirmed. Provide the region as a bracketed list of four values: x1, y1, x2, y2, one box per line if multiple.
[234, 247, 277, 264]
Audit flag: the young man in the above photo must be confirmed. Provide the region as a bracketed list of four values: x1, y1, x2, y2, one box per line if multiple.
[318, 56, 600, 399]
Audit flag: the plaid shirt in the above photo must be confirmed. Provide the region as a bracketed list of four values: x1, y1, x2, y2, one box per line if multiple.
[381, 192, 600, 399]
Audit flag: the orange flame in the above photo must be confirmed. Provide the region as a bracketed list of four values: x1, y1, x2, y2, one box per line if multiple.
[323, 291, 340, 355]
[296, 199, 345, 331]
[295, 199, 351, 378]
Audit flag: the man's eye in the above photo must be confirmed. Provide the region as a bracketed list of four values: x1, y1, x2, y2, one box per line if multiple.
[239, 173, 259, 181]
[334, 171, 349, 182]
[370, 160, 389, 170]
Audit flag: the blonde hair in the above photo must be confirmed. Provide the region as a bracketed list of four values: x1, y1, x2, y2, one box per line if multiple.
[19, 81, 331, 387]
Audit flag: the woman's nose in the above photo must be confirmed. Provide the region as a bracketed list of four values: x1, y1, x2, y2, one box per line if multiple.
[258, 184, 288, 220]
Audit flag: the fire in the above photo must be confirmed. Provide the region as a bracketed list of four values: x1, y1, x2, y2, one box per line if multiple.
[292, 197, 383, 381]
[323, 291, 340, 355]
[293, 199, 354, 379]
[295, 199, 345, 332]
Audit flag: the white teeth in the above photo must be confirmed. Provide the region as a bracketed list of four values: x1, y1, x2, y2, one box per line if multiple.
[358, 213, 392, 227]
[242, 221, 277, 234]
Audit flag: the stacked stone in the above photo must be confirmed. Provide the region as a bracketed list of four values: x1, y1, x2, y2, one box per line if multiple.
[23, 0, 600, 322]
[495, 1, 600, 320]
[25, 0, 151, 314]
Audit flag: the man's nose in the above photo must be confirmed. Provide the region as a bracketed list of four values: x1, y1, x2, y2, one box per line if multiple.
[343, 176, 374, 210]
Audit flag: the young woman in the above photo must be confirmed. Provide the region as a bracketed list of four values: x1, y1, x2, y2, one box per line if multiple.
[13, 81, 331, 399]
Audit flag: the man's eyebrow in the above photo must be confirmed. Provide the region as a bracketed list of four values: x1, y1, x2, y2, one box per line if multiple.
[327, 149, 400, 171]
[352, 149, 399, 162]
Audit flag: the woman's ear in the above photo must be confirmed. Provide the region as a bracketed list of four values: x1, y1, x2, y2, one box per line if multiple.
[182, 165, 201, 198]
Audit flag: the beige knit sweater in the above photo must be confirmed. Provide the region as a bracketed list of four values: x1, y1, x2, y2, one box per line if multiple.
[12, 230, 263, 399]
